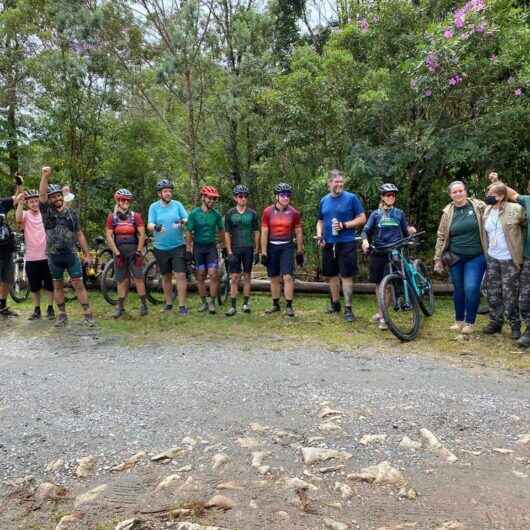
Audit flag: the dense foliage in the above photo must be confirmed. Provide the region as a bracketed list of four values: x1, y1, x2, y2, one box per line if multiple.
[1, 0, 528, 256]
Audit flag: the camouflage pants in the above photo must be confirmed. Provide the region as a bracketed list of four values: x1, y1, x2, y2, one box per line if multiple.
[520, 259, 530, 327]
[486, 257, 520, 326]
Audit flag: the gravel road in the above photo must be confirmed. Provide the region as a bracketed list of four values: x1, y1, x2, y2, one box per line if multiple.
[1, 323, 529, 530]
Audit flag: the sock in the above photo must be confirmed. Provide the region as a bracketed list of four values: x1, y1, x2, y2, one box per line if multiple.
[179, 305, 186, 310]
[343, 284, 353, 308]
[139, 295, 147, 306]
[231, 297, 237, 308]
[273, 298, 280, 307]
[47, 305, 54, 312]
[201, 296, 207, 304]
[117, 297, 125, 309]
[0, 299, 6, 310]
[34, 306, 41, 314]
[58, 303, 66, 313]
[244, 296, 249, 305]
[345, 305, 352, 312]
[286, 299, 293, 308]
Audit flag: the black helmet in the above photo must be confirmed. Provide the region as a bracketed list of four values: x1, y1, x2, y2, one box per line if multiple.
[274, 182, 292, 194]
[24, 189, 39, 199]
[47, 184, 63, 197]
[379, 183, 399, 195]
[233, 184, 249, 196]
[156, 179, 174, 191]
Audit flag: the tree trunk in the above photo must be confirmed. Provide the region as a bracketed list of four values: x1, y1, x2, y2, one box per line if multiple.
[184, 68, 200, 200]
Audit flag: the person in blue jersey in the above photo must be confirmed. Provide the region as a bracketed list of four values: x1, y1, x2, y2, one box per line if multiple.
[361, 183, 416, 330]
[315, 169, 366, 322]
[147, 179, 189, 314]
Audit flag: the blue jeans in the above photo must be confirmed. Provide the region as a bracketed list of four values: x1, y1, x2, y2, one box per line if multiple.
[449, 254, 486, 324]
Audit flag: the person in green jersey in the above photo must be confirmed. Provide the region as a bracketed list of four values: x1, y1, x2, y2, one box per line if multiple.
[186, 185, 224, 314]
[434, 180, 486, 335]
[224, 184, 259, 316]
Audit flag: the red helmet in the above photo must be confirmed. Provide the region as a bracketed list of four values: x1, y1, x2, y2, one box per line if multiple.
[114, 188, 134, 201]
[200, 185, 220, 198]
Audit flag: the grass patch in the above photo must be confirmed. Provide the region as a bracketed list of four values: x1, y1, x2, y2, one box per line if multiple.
[8, 291, 530, 371]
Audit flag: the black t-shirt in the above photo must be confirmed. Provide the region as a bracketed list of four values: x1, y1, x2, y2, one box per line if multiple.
[0, 197, 15, 254]
[39, 202, 80, 255]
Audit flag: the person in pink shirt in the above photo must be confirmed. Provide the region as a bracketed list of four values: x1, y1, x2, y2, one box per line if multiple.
[15, 189, 55, 320]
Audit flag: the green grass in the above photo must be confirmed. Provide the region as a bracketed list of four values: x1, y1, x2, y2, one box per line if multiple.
[8, 291, 530, 371]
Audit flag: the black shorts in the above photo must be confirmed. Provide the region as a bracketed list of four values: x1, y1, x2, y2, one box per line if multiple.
[0, 253, 14, 284]
[194, 243, 218, 271]
[228, 247, 254, 274]
[115, 245, 144, 282]
[267, 242, 294, 277]
[321, 242, 358, 278]
[26, 259, 54, 292]
[154, 245, 186, 275]
[369, 252, 391, 284]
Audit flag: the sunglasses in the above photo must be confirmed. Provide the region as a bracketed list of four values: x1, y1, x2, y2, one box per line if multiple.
[383, 192, 396, 198]
[278, 192, 292, 198]
[235, 193, 248, 198]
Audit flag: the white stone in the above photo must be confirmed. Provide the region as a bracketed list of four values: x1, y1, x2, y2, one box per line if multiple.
[212, 453, 230, 470]
[334, 481, 353, 499]
[399, 436, 421, 450]
[347, 461, 405, 486]
[75, 455, 96, 478]
[285, 477, 318, 491]
[359, 434, 387, 446]
[205, 494, 237, 510]
[74, 484, 108, 507]
[111, 451, 145, 472]
[323, 517, 348, 530]
[46, 459, 64, 472]
[155, 474, 180, 491]
[151, 446, 185, 461]
[301, 447, 352, 465]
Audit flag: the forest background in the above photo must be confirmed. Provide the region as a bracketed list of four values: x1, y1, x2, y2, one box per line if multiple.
[1, 0, 528, 267]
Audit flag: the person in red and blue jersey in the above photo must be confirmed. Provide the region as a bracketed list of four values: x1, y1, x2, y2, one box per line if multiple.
[105, 188, 148, 318]
[260, 183, 304, 317]
[315, 169, 366, 322]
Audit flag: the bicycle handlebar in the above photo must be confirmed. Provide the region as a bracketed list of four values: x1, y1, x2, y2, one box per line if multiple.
[371, 231, 425, 252]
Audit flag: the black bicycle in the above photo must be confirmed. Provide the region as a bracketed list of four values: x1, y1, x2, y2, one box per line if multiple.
[9, 233, 30, 303]
[144, 246, 229, 306]
[375, 232, 435, 341]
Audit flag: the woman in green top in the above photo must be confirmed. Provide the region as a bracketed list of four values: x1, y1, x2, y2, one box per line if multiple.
[434, 181, 487, 334]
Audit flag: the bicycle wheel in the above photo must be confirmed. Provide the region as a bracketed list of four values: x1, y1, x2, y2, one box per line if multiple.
[10, 259, 30, 302]
[97, 248, 113, 275]
[378, 273, 422, 342]
[217, 259, 230, 305]
[100, 259, 118, 305]
[144, 259, 170, 305]
[413, 259, 435, 316]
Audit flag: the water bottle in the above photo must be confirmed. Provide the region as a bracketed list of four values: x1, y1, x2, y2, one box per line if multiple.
[332, 217, 339, 237]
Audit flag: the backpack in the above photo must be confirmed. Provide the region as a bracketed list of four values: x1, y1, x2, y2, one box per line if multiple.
[0, 216, 14, 248]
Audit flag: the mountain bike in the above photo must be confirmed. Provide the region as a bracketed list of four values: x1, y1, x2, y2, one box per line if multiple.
[144, 245, 229, 306]
[375, 232, 435, 341]
[9, 233, 30, 303]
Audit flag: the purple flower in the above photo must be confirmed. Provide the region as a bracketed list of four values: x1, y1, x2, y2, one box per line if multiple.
[444, 29, 454, 38]
[454, 14, 464, 28]
[475, 22, 486, 33]
[425, 53, 439, 73]
[358, 18, 369, 33]
[410, 78, 418, 89]
[424, 89, 433, 97]
[448, 74, 463, 86]
[514, 88, 523, 96]
[489, 53, 497, 61]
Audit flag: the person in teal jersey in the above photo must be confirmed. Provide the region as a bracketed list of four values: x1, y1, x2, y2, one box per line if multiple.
[186, 185, 224, 314]
[147, 179, 189, 314]
[224, 184, 260, 316]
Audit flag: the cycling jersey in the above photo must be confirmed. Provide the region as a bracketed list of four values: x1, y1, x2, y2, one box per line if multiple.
[318, 191, 364, 244]
[106, 211, 144, 246]
[361, 207, 408, 248]
[187, 207, 223, 245]
[225, 207, 258, 248]
[261, 204, 301, 244]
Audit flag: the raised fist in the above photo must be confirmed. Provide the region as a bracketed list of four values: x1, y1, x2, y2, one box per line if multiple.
[41, 166, 52, 178]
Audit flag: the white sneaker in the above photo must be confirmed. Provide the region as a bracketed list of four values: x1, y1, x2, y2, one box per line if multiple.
[371, 313, 382, 322]
[450, 321, 464, 331]
[461, 324, 475, 335]
[378, 318, 388, 330]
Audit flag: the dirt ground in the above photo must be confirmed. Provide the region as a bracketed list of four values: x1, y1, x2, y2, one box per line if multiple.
[1, 317, 529, 530]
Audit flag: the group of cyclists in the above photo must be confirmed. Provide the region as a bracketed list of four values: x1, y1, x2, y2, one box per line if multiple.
[0, 165, 529, 350]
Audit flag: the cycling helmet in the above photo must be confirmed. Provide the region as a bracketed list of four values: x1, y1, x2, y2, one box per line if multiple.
[379, 183, 399, 195]
[274, 182, 293, 194]
[24, 189, 39, 199]
[156, 179, 174, 191]
[233, 184, 249, 196]
[114, 188, 134, 201]
[47, 184, 63, 197]
[200, 185, 220, 198]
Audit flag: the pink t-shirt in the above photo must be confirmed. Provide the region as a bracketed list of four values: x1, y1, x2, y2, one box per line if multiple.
[23, 210, 47, 261]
